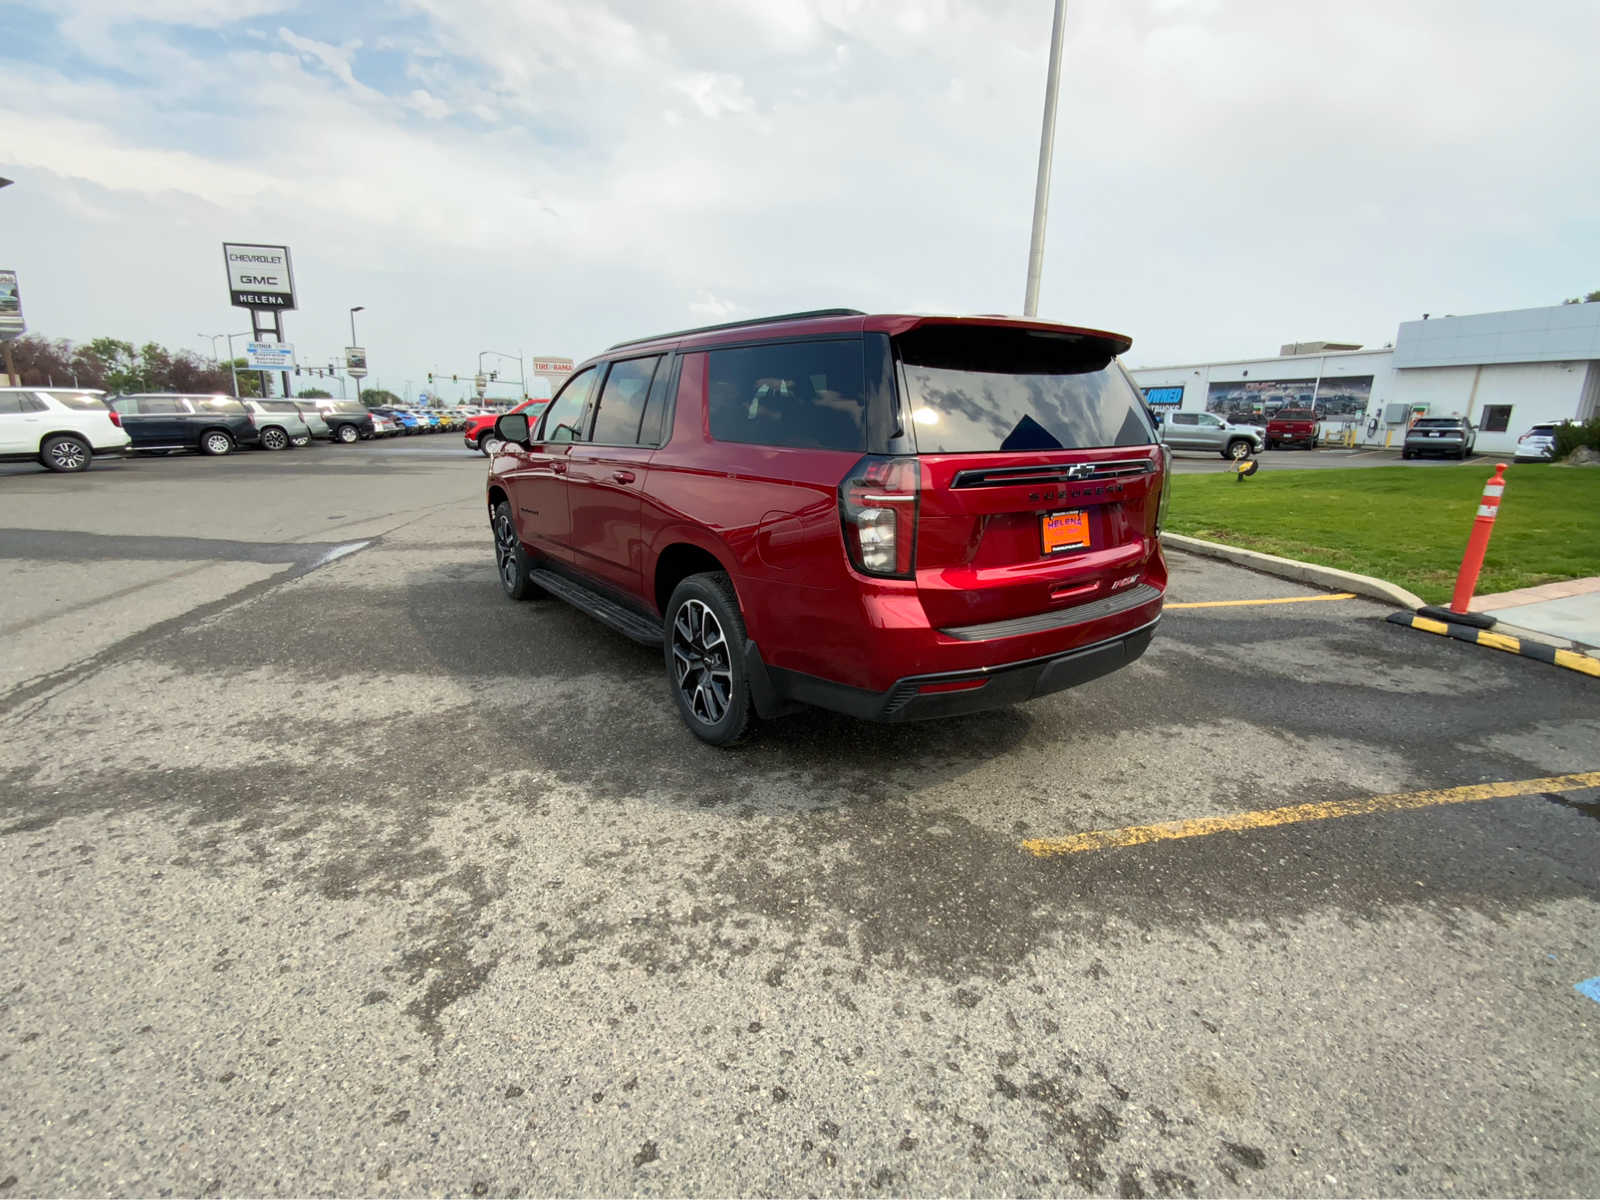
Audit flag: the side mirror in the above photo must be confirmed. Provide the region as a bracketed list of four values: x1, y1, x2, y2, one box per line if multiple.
[495, 412, 531, 446]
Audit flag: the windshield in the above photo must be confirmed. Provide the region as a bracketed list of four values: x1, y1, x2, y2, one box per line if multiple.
[325, 401, 366, 414]
[896, 326, 1154, 454]
[258, 401, 301, 413]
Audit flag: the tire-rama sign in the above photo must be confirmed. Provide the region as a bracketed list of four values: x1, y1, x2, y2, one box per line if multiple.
[223, 243, 296, 310]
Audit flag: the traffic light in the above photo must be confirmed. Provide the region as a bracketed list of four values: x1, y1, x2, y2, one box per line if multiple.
[490, 370, 498, 381]
[295, 366, 301, 375]
[427, 373, 434, 384]
[452, 374, 458, 382]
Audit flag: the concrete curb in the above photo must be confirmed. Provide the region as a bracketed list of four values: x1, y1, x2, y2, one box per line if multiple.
[1385, 612, 1600, 678]
[1160, 533, 1426, 609]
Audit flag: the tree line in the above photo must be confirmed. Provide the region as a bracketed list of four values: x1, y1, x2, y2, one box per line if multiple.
[2, 333, 384, 401]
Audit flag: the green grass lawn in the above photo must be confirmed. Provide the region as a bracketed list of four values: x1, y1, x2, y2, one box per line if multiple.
[1165, 463, 1600, 604]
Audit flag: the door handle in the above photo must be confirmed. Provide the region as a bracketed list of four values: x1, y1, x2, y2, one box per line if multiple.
[612, 470, 636, 484]
[552, 461, 567, 474]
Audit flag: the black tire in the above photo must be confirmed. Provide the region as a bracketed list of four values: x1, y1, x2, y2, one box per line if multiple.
[334, 423, 360, 444]
[492, 500, 540, 601]
[1224, 439, 1251, 461]
[200, 429, 235, 456]
[40, 434, 92, 473]
[1265, 439, 1277, 451]
[260, 426, 290, 451]
[664, 572, 753, 747]
[1402, 449, 1413, 460]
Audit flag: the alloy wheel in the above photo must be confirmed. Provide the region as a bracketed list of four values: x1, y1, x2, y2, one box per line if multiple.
[49, 440, 87, 470]
[494, 512, 520, 591]
[671, 599, 733, 725]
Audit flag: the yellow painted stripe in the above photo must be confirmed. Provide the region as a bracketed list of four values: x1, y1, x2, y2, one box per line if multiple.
[1555, 649, 1600, 678]
[1414, 615, 1449, 634]
[1166, 593, 1357, 610]
[1477, 629, 1522, 653]
[1021, 771, 1600, 858]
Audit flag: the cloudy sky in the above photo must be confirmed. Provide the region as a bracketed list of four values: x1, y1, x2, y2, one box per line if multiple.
[2, 0, 1597, 401]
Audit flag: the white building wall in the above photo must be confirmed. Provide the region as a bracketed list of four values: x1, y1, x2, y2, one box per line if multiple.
[1386, 362, 1589, 454]
[1133, 311, 1599, 453]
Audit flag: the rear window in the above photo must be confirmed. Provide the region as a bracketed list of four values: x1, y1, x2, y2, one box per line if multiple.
[258, 401, 301, 413]
[1274, 409, 1315, 420]
[40, 390, 108, 411]
[707, 340, 866, 452]
[896, 325, 1153, 453]
[1415, 418, 1461, 429]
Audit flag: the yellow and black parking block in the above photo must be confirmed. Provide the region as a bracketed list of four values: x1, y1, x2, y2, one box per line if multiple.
[1386, 611, 1600, 678]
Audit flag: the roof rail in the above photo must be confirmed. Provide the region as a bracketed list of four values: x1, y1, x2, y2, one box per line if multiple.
[607, 308, 866, 351]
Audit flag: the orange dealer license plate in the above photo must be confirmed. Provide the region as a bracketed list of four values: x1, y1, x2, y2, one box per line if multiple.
[1041, 509, 1090, 555]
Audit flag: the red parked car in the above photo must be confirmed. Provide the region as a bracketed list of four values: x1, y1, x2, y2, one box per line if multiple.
[1266, 407, 1319, 450]
[464, 399, 544, 454]
[486, 309, 1169, 744]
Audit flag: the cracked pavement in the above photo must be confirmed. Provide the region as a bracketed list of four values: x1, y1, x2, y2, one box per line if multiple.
[1, 442, 1597, 1196]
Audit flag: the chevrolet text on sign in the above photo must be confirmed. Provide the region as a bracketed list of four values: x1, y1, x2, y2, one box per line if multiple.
[223, 242, 297, 310]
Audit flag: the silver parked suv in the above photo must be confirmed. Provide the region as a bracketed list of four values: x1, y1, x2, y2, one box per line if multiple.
[1160, 411, 1265, 460]
[243, 399, 314, 449]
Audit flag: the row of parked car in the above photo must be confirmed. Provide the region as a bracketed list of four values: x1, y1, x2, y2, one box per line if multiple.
[0, 387, 497, 472]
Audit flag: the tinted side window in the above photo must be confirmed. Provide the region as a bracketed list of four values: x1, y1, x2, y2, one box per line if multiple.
[193, 397, 245, 414]
[637, 356, 676, 447]
[1170, 413, 1197, 426]
[707, 340, 865, 452]
[0, 394, 23, 415]
[41, 391, 107, 411]
[539, 367, 596, 444]
[590, 356, 661, 446]
[140, 398, 185, 415]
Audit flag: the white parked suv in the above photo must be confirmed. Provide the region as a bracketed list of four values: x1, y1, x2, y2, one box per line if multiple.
[0, 387, 132, 472]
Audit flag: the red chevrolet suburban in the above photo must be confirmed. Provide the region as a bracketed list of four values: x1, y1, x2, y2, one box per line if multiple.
[486, 310, 1169, 744]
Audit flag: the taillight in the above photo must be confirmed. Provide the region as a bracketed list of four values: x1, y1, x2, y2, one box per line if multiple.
[839, 455, 919, 578]
[1155, 444, 1172, 533]
[108, 408, 121, 428]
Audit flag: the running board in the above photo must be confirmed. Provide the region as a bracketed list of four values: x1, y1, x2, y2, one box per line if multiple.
[528, 569, 664, 647]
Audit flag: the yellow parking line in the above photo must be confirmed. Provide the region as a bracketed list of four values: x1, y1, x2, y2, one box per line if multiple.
[1021, 770, 1600, 857]
[1166, 593, 1357, 609]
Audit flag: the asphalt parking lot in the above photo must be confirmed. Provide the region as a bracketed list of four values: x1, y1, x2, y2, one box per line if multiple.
[2, 443, 1597, 1197]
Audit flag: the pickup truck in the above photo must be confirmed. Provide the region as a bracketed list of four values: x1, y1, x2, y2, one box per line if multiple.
[1266, 408, 1319, 450]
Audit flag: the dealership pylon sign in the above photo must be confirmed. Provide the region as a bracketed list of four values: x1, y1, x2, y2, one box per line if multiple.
[223, 243, 296, 310]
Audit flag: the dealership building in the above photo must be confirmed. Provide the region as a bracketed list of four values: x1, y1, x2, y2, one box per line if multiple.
[1129, 303, 1600, 457]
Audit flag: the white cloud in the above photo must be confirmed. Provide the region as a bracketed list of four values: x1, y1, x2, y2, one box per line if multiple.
[406, 88, 451, 120]
[1, 0, 1598, 395]
[689, 292, 740, 320]
[277, 28, 377, 98]
[674, 72, 754, 119]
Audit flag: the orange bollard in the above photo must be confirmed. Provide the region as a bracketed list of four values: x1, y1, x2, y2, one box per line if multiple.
[1449, 463, 1508, 614]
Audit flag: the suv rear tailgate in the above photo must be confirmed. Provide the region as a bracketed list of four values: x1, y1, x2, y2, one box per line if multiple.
[894, 322, 1164, 632]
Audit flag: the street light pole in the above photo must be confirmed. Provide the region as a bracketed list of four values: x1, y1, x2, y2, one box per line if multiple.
[348, 306, 364, 404]
[224, 331, 248, 398]
[1023, 0, 1068, 318]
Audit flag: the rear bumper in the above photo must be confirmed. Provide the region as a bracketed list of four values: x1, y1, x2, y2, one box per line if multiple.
[755, 618, 1158, 723]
